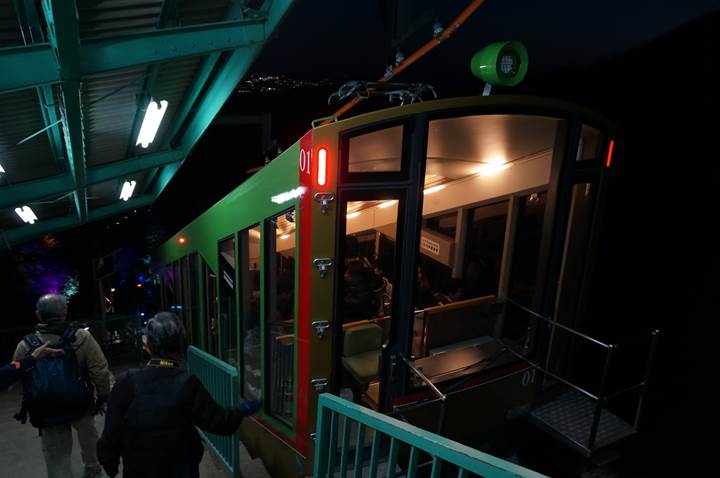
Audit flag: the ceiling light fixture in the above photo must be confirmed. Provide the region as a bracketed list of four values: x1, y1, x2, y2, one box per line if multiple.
[15, 206, 38, 224]
[378, 200, 397, 209]
[136, 99, 168, 148]
[120, 180, 136, 201]
[424, 185, 446, 195]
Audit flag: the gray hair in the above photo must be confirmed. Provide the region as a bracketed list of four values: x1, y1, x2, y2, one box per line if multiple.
[36, 294, 68, 322]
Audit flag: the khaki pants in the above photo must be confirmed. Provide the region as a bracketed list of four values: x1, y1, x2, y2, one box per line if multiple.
[41, 413, 102, 478]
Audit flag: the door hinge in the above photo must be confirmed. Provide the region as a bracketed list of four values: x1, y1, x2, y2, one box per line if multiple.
[313, 258, 334, 278]
[314, 192, 335, 214]
[311, 320, 330, 339]
[311, 378, 328, 393]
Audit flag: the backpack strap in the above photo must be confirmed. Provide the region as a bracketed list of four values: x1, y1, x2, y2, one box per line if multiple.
[22, 334, 44, 352]
[61, 327, 77, 346]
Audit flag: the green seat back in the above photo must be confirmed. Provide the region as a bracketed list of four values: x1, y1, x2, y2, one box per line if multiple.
[343, 323, 383, 357]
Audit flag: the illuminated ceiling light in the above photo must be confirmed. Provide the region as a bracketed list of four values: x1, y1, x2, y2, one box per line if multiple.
[378, 200, 397, 209]
[178, 236, 187, 245]
[110, 288, 116, 292]
[474, 163, 511, 176]
[120, 180, 136, 201]
[423, 184, 446, 195]
[0, 163, 5, 173]
[346, 211, 361, 219]
[271, 186, 306, 204]
[15, 206, 38, 224]
[279, 234, 290, 240]
[249, 229, 261, 238]
[136, 99, 168, 148]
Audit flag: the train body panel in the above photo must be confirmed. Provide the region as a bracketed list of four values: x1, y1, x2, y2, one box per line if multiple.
[155, 95, 617, 476]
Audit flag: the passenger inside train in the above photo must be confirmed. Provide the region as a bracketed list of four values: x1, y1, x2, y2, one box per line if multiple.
[337, 113, 607, 405]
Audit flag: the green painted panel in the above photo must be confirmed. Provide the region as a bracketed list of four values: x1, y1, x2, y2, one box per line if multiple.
[0, 44, 59, 93]
[0, 174, 74, 210]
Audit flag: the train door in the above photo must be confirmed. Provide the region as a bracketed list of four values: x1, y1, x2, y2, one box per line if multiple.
[334, 118, 426, 412]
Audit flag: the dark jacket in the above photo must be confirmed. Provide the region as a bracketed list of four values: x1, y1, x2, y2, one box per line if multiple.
[343, 256, 385, 322]
[97, 365, 243, 478]
[0, 356, 35, 389]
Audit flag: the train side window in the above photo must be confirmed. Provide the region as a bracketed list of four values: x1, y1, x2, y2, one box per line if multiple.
[239, 225, 262, 401]
[340, 199, 398, 407]
[264, 209, 296, 425]
[577, 125, 605, 161]
[218, 236, 238, 367]
[203, 260, 218, 357]
[407, 114, 559, 387]
[348, 125, 404, 173]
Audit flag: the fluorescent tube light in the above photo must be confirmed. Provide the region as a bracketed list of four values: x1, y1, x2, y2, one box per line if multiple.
[120, 180, 136, 201]
[378, 200, 397, 209]
[346, 211, 361, 219]
[424, 184, 446, 195]
[136, 100, 168, 148]
[15, 206, 38, 224]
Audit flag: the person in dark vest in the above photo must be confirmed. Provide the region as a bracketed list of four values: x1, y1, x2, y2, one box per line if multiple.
[13, 293, 111, 478]
[97, 312, 260, 478]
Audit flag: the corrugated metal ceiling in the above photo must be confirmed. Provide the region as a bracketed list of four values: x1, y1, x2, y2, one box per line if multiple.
[0, 0, 23, 47]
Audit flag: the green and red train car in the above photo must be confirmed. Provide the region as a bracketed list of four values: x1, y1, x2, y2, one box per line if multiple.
[155, 94, 616, 476]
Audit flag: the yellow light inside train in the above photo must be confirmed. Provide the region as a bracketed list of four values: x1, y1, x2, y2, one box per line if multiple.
[378, 200, 397, 209]
[424, 185, 446, 195]
[136, 99, 168, 148]
[280, 234, 290, 240]
[474, 163, 511, 176]
[317, 147, 328, 186]
[346, 211, 361, 219]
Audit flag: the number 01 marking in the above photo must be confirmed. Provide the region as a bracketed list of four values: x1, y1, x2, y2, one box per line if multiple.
[300, 148, 311, 175]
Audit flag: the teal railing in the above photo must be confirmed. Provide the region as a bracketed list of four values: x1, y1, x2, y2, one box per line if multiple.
[314, 393, 548, 478]
[187, 346, 241, 478]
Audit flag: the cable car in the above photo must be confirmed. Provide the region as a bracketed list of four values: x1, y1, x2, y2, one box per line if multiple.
[155, 45, 651, 476]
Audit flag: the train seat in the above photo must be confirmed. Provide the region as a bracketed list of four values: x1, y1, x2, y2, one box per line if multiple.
[423, 295, 498, 355]
[342, 323, 383, 383]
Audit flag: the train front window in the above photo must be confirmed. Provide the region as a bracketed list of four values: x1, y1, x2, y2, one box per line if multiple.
[408, 114, 560, 387]
[240, 225, 261, 401]
[348, 125, 403, 173]
[577, 125, 605, 161]
[218, 236, 238, 366]
[264, 209, 296, 425]
[340, 199, 398, 407]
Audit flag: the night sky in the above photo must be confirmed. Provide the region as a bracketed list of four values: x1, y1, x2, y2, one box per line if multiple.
[2, 1, 719, 474]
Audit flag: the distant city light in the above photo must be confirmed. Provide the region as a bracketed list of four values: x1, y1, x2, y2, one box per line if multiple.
[15, 206, 38, 224]
[110, 288, 116, 292]
[120, 180, 136, 201]
[178, 236, 187, 245]
[136, 100, 168, 148]
[136, 283, 143, 288]
[271, 186, 306, 204]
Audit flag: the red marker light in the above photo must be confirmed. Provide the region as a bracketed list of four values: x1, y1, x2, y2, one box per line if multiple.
[178, 236, 187, 245]
[605, 140, 615, 168]
[317, 147, 327, 186]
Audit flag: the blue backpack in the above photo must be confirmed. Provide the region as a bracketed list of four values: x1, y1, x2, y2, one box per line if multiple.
[15, 328, 94, 428]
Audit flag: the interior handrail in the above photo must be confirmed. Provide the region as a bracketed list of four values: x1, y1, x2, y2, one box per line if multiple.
[399, 354, 446, 402]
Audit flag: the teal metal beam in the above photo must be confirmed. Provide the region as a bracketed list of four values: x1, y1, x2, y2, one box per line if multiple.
[3, 215, 79, 246]
[87, 149, 184, 184]
[87, 195, 155, 222]
[4, 195, 155, 246]
[0, 174, 74, 210]
[42, 0, 87, 222]
[80, 19, 265, 75]
[0, 44, 58, 92]
[0, 150, 183, 210]
[176, 0, 294, 155]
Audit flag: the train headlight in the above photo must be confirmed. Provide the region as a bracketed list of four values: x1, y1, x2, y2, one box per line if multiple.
[471, 41, 528, 87]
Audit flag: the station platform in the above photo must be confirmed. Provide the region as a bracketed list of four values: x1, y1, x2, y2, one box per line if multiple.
[0, 367, 266, 478]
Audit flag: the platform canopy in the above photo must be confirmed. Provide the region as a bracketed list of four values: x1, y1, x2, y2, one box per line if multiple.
[0, 0, 293, 246]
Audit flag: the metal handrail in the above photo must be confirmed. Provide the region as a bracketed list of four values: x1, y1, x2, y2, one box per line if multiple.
[398, 353, 447, 435]
[502, 298, 661, 452]
[506, 298, 612, 349]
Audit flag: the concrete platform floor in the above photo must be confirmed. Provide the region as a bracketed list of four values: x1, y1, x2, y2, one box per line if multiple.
[0, 378, 267, 477]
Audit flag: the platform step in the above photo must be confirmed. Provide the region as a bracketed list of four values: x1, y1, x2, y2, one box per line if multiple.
[528, 390, 635, 457]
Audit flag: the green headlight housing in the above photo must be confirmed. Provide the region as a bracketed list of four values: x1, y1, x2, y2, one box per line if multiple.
[471, 41, 529, 87]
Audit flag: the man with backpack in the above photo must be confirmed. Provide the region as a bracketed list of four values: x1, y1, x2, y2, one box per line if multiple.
[13, 294, 111, 478]
[1, 342, 65, 388]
